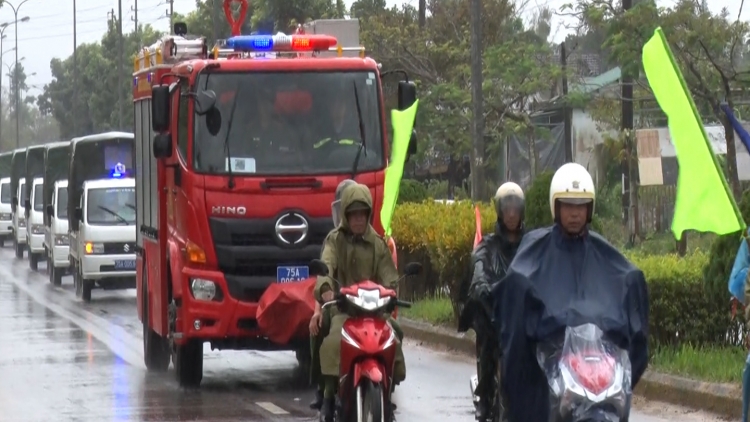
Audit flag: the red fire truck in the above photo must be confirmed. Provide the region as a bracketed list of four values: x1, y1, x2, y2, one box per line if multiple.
[133, 0, 417, 387]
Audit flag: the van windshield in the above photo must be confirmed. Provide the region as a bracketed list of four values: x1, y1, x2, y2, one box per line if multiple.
[0, 183, 9, 203]
[86, 187, 135, 225]
[57, 188, 68, 219]
[33, 184, 43, 211]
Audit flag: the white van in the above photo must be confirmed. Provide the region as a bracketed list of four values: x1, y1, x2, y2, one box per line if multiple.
[12, 177, 26, 258]
[26, 177, 45, 270]
[46, 180, 70, 286]
[69, 178, 136, 302]
[0, 177, 12, 246]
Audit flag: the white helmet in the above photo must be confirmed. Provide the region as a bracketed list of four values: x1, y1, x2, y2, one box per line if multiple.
[549, 163, 595, 222]
[494, 182, 525, 221]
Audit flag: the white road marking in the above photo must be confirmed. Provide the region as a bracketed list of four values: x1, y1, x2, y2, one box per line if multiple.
[256, 401, 290, 415]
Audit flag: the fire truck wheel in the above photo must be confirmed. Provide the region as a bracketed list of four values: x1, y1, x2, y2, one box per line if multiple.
[142, 270, 170, 372]
[173, 339, 203, 388]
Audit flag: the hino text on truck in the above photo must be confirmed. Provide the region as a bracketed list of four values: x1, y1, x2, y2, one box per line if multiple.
[132, 0, 417, 388]
[24, 144, 46, 270]
[10, 147, 26, 258]
[67, 132, 137, 302]
[0, 151, 13, 246]
[44, 141, 72, 285]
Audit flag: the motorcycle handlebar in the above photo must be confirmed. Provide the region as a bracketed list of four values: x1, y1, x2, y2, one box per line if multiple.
[395, 299, 412, 309]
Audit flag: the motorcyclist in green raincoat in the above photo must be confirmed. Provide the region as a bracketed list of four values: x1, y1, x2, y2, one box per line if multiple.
[312, 182, 406, 422]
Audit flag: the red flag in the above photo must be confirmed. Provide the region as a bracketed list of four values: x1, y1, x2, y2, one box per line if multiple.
[474, 205, 482, 247]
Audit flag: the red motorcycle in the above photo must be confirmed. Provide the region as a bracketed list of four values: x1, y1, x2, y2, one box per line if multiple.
[310, 259, 422, 422]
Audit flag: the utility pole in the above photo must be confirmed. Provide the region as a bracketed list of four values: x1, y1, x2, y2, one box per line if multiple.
[469, 0, 484, 200]
[212, 0, 219, 44]
[131, 0, 138, 44]
[73, 0, 77, 136]
[118, 0, 123, 130]
[621, 0, 635, 233]
[561, 42, 572, 162]
[169, 0, 174, 33]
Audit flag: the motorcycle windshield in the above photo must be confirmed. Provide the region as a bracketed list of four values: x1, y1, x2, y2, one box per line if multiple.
[537, 323, 632, 422]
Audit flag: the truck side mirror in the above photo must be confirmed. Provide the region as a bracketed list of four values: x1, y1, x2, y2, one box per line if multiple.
[153, 133, 173, 159]
[74, 207, 82, 222]
[397, 81, 416, 111]
[152, 85, 170, 132]
[46, 205, 53, 218]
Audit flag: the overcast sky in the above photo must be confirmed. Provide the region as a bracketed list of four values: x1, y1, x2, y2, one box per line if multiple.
[1, 0, 747, 93]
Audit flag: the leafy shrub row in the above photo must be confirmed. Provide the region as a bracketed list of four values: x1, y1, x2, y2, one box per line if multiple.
[392, 200, 738, 348]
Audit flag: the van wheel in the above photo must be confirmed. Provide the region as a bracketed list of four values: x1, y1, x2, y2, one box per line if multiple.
[173, 339, 203, 388]
[142, 265, 170, 372]
[29, 253, 38, 270]
[14, 239, 23, 258]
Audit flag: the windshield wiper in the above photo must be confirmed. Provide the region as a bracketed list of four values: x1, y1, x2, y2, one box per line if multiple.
[125, 203, 136, 210]
[350, 81, 367, 180]
[97, 205, 128, 224]
[223, 83, 246, 190]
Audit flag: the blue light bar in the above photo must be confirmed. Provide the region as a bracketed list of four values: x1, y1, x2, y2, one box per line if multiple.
[111, 162, 126, 178]
[227, 35, 274, 52]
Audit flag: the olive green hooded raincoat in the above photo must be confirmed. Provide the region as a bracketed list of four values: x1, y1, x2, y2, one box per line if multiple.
[314, 183, 406, 382]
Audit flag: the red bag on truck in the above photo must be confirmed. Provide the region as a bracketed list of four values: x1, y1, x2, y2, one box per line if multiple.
[256, 278, 317, 344]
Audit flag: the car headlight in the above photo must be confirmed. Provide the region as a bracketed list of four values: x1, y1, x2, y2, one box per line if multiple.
[85, 242, 104, 254]
[190, 278, 217, 301]
[31, 224, 44, 234]
[55, 234, 69, 246]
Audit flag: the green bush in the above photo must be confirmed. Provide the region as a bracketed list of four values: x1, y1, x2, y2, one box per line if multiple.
[525, 171, 554, 229]
[398, 179, 428, 204]
[703, 190, 750, 302]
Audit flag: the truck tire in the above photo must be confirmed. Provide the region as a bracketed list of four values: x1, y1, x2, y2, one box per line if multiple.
[29, 252, 38, 270]
[14, 239, 23, 258]
[142, 267, 170, 372]
[50, 265, 62, 286]
[173, 340, 203, 388]
[81, 280, 92, 302]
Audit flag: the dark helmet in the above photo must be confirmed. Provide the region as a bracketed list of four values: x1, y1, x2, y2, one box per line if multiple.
[494, 182, 525, 227]
[332, 179, 357, 226]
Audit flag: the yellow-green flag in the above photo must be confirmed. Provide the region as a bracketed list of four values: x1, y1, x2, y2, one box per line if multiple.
[381, 100, 419, 236]
[642, 27, 745, 237]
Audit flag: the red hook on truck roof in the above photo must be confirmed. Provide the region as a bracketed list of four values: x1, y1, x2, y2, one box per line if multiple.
[224, 0, 249, 37]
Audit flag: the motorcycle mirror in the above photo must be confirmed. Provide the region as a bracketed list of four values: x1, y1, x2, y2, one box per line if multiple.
[403, 262, 422, 276]
[309, 259, 329, 276]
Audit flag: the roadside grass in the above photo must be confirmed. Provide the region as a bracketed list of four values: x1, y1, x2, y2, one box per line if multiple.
[403, 296, 745, 384]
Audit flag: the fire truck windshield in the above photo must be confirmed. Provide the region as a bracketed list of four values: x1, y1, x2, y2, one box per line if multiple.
[193, 71, 384, 176]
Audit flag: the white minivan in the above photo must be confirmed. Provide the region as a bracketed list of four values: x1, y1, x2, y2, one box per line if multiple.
[12, 178, 26, 258]
[26, 177, 45, 270]
[46, 180, 69, 286]
[0, 177, 12, 246]
[69, 178, 136, 302]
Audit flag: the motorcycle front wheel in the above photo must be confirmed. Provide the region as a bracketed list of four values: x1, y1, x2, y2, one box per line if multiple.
[356, 380, 385, 422]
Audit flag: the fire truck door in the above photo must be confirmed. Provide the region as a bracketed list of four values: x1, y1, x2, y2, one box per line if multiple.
[165, 88, 182, 228]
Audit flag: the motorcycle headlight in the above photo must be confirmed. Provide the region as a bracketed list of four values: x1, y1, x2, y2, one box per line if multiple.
[345, 289, 390, 311]
[31, 224, 44, 234]
[55, 234, 69, 246]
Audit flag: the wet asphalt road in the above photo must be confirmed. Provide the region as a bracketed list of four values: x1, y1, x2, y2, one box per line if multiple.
[0, 247, 735, 421]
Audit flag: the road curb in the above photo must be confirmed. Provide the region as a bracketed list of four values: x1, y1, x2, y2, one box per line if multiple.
[400, 318, 742, 419]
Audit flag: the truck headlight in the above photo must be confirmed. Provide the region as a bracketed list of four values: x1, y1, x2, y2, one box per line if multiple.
[85, 242, 104, 254]
[0, 213, 11, 220]
[18, 217, 25, 228]
[31, 224, 44, 235]
[55, 234, 69, 246]
[190, 278, 216, 301]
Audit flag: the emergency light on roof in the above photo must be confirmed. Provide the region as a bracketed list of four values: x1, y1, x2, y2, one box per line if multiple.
[111, 163, 126, 178]
[226, 34, 337, 52]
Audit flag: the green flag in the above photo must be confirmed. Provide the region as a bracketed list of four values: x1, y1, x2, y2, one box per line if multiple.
[381, 100, 419, 236]
[642, 27, 745, 237]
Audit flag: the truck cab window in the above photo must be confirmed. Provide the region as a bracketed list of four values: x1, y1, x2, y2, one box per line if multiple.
[57, 188, 68, 219]
[86, 187, 136, 225]
[33, 185, 43, 211]
[177, 80, 189, 159]
[193, 71, 384, 175]
[1, 183, 9, 203]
